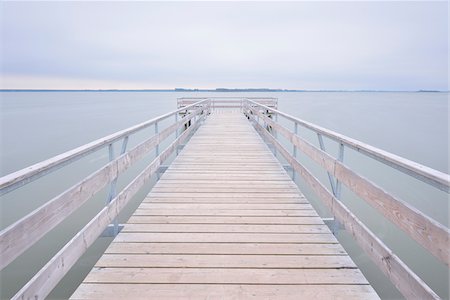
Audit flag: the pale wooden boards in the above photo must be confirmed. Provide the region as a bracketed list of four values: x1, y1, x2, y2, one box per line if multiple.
[71, 112, 379, 299]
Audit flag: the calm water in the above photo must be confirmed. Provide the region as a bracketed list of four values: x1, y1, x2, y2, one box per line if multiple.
[0, 91, 448, 299]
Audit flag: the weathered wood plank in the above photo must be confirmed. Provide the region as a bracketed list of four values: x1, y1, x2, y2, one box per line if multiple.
[138, 203, 312, 210]
[95, 254, 357, 269]
[150, 187, 300, 193]
[163, 169, 287, 174]
[105, 242, 347, 255]
[145, 192, 306, 199]
[84, 267, 366, 283]
[143, 197, 308, 203]
[71, 284, 378, 300]
[159, 173, 291, 180]
[156, 180, 296, 186]
[114, 232, 338, 244]
[121, 223, 329, 234]
[127, 215, 323, 224]
[133, 209, 318, 217]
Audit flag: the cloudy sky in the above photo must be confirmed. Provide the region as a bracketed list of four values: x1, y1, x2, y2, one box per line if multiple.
[0, 1, 448, 90]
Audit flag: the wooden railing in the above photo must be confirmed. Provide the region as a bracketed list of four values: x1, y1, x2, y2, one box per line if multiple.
[243, 99, 449, 300]
[177, 97, 278, 110]
[0, 99, 210, 300]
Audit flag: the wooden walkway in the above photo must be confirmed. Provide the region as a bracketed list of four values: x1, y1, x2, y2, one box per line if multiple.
[71, 111, 379, 299]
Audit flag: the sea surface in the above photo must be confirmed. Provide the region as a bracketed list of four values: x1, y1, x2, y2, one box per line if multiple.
[0, 91, 448, 299]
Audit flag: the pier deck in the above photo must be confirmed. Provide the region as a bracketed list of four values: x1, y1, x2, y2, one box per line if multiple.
[71, 111, 378, 299]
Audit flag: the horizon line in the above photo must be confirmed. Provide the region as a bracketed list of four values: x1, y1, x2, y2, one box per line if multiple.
[0, 88, 447, 93]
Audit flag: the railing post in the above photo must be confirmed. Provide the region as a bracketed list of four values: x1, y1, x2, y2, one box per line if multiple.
[317, 133, 342, 235]
[155, 122, 159, 156]
[335, 143, 345, 199]
[155, 122, 161, 180]
[272, 111, 277, 158]
[175, 114, 179, 138]
[317, 133, 337, 195]
[293, 122, 298, 180]
[175, 114, 180, 155]
[105, 136, 128, 236]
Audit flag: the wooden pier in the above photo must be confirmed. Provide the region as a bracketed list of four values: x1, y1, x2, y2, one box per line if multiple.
[2, 98, 448, 300]
[71, 111, 378, 299]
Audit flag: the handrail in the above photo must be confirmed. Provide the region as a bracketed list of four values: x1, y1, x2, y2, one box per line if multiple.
[245, 100, 450, 193]
[0, 99, 210, 299]
[177, 97, 278, 110]
[0, 100, 210, 196]
[243, 102, 443, 299]
[0, 106, 204, 270]
[12, 114, 206, 300]
[247, 104, 449, 266]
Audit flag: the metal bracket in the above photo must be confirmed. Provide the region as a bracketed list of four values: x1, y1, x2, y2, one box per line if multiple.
[266, 143, 276, 151]
[322, 217, 344, 235]
[158, 165, 170, 174]
[283, 165, 293, 172]
[100, 223, 125, 237]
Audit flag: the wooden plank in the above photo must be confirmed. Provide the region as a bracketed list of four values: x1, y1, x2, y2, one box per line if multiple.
[145, 192, 305, 199]
[150, 187, 300, 193]
[164, 168, 287, 174]
[122, 223, 329, 234]
[172, 158, 279, 162]
[176, 152, 274, 156]
[105, 242, 347, 255]
[114, 232, 338, 244]
[165, 167, 286, 172]
[95, 254, 356, 269]
[179, 148, 268, 150]
[168, 158, 280, 163]
[133, 209, 318, 217]
[138, 203, 312, 210]
[156, 179, 294, 184]
[159, 173, 291, 180]
[163, 169, 287, 174]
[127, 216, 323, 224]
[71, 284, 378, 300]
[143, 197, 308, 204]
[84, 267, 366, 283]
[155, 182, 298, 188]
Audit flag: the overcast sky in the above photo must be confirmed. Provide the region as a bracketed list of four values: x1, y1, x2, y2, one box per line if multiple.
[0, 1, 448, 90]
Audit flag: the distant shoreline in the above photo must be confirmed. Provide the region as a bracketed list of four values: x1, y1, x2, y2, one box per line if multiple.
[0, 89, 446, 93]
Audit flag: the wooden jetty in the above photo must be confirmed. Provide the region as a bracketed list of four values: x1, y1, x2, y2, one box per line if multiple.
[71, 111, 378, 299]
[1, 98, 448, 299]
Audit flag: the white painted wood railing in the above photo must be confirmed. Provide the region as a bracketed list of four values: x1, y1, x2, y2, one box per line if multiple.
[177, 97, 278, 110]
[243, 99, 449, 300]
[0, 99, 210, 300]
